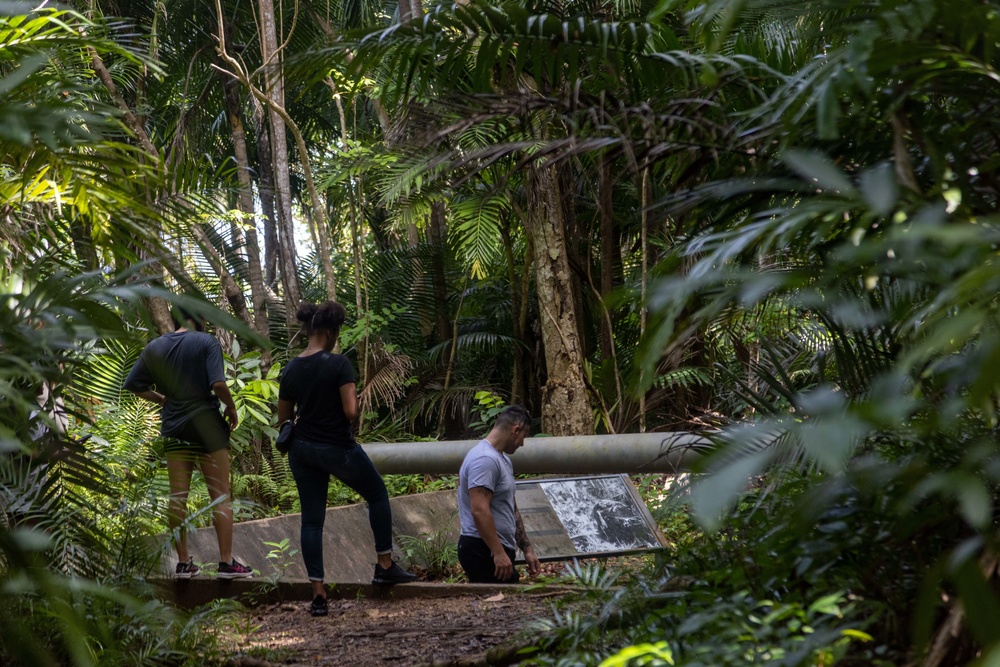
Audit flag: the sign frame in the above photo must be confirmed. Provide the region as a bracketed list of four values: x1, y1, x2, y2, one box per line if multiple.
[514, 473, 668, 562]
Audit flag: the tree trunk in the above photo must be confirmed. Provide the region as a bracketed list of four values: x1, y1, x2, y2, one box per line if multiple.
[500, 220, 522, 404]
[324, 86, 364, 364]
[501, 217, 532, 408]
[429, 201, 451, 342]
[192, 226, 252, 326]
[398, 0, 422, 22]
[429, 201, 465, 438]
[639, 167, 650, 433]
[70, 219, 98, 271]
[258, 0, 302, 324]
[559, 161, 588, 359]
[91, 48, 174, 333]
[526, 162, 593, 436]
[599, 154, 617, 360]
[221, 70, 271, 364]
[253, 100, 279, 288]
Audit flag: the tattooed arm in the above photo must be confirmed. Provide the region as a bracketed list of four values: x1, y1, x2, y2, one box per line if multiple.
[514, 499, 541, 577]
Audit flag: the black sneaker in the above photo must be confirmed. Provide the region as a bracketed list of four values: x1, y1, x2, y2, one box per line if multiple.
[372, 561, 418, 585]
[175, 557, 200, 579]
[310, 595, 328, 617]
[217, 559, 254, 579]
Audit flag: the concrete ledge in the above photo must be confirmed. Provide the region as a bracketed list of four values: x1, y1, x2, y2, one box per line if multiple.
[174, 490, 460, 584]
[156, 578, 583, 609]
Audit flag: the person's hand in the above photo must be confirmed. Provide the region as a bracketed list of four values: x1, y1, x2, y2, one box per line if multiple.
[524, 546, 541, 577]
[224, 404, 239, 431]
[492, 550, 514, 581]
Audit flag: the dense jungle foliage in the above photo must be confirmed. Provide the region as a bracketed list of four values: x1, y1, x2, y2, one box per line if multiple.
[4, 0, 1000, 664]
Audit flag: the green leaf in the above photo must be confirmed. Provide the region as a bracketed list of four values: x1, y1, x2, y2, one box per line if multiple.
[599, 641, 674, 667]
[815, 78, 840, 140]
[956, 477, 992, 529]
[841, 629, 873, 642]
[691, 448, 773, 531]
[950, 551, 1000, 646]
[859, 162, 898, 215]
[783, 149, 856, 195]
[971, 642, 1000, 667]
[807, 592, 844, 618]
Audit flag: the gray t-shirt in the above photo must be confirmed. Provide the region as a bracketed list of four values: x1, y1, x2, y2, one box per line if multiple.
[124, 331, 226, 437]
[458, 440, 517, 551]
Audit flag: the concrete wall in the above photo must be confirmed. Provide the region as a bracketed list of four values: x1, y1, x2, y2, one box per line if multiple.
[170, 490, 460, 584]
[165, 475, 668, 583]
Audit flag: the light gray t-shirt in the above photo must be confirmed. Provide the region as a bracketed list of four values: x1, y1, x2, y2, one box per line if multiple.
[458, 440, 517, 551]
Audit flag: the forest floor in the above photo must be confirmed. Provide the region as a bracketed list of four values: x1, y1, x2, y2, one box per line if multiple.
[225, 557, 652, 666]
[230, 587, 570, 667]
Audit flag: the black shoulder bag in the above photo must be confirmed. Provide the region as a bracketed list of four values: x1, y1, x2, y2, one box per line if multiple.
[275, 419, 295, 454]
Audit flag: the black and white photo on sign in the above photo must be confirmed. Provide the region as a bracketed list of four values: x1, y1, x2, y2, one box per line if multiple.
[539, 476, 660, 554]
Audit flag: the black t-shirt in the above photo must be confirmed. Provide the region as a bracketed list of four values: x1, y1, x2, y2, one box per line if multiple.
[278, 352, 357, 446]
[123, 331, 226, 437]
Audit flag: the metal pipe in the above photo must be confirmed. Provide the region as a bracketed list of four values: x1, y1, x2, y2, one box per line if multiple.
[361, 432, 709, 475]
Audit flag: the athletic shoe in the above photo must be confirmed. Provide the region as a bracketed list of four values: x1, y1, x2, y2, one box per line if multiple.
[175, 558, 200, 579]
[217, 559, 254, 579]
[310, 595, 328, 617]
[372, 561, 418, 585]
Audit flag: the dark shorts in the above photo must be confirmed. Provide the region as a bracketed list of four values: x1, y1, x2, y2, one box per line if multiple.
[161, 409, 230, 456]
[458, 535, 520, 584]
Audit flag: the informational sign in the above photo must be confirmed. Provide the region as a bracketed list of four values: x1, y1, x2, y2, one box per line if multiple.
[515, 474, 666, 561]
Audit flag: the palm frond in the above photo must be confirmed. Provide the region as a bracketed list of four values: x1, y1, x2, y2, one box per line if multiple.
[359, 340, 413, 416]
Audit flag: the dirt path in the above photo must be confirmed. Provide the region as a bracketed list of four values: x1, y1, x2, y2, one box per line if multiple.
[234, 590, 564, 666]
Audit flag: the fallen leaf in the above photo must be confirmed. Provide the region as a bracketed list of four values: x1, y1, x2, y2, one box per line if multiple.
[484, 593, 505, 602]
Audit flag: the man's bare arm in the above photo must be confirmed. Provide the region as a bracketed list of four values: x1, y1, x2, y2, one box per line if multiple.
[212, 381, 239, 431]
[133, 390, 166, 406]
[469, 486, 515, 580]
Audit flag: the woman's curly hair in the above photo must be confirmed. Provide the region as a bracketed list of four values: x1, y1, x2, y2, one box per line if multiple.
[296, 301, 346, 335]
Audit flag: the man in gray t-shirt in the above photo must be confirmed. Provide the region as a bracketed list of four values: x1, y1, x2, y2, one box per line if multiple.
[457, 405, 541, 583]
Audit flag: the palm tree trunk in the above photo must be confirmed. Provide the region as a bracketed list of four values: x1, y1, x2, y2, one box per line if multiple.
[500, 219, 525, 404]
[327, 85, 363, 362]
[91, 48, 176, 333]
[219, 0, 333, 309]
[428, 199, 464, 438]
[257, 0, 302, 325]
[398, 0, 422, 22]
[429, 201, 451, 342]
[192, 226, 252, 326]
[599, 154, 616, 360]
[253, 100, 279, 288]
[526, 162, 593, 436]
[295, 154, 337, 305]
[639, 167, 650, 433]
[521, 232, 536, 413]
[70, 219, 98, 271]
[222, 69, 271, 362]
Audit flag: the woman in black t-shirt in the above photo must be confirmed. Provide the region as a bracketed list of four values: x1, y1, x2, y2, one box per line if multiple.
[277, 302, 416, 617]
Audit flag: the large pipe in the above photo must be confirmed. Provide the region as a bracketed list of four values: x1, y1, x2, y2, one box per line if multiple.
[361, 432, 709, 475]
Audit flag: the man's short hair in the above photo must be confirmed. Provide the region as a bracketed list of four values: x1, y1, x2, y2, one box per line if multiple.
[495, 405, 531, 431]
[173, 306, 205, 332]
